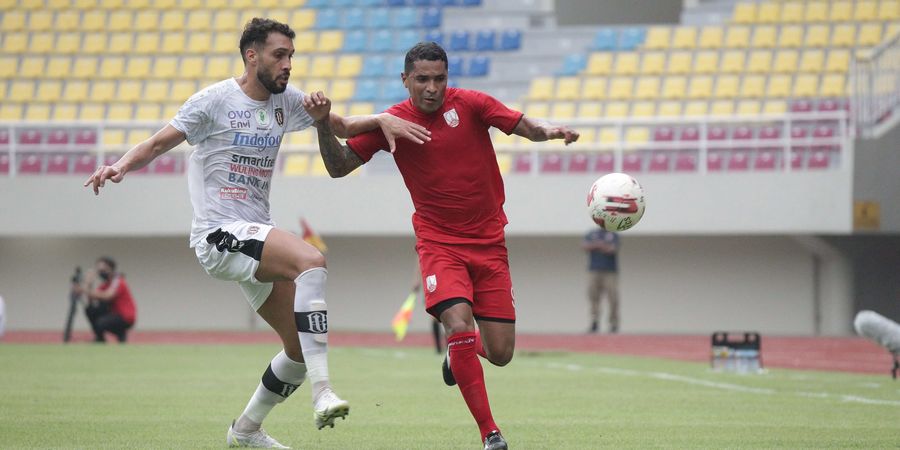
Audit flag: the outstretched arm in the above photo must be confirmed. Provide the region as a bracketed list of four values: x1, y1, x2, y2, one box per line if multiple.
[83, 125, 186, 194]
[511, 115, 580, 145]
[304, 92, 366, 178]
[329, 112, 430, 153]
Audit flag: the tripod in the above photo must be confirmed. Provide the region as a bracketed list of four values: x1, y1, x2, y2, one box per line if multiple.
[63, 267, 82, 343]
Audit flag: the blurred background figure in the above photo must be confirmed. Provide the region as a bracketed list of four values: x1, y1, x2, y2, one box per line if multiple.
[73, 256, 137, 343]
[582, 229, 620, 334]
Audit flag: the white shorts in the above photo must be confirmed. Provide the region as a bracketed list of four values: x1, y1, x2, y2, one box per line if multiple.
[194, 221, 274, 311]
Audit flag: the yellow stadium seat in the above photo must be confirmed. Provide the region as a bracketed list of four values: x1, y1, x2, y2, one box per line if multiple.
[857, 23, 883, 46]
[103, 129, 126, 147]
[154, 56, 178, 79]
[171, 80, 196, 101]
[657, 101, 682, 117]
[291, 10, 316, 30]
[821, 74, 846, 97]
[524, 102, 549, 118]
[625, 127, 649, 144]
[118, 80, 142, 102]
[740, 75, 766, 98]
[318, 31, 344, 53]
[688, 76, 713, 99]
[108, 103, 133, 121]
[134, 10, 159, 32]
[830, 1, 853, 21]
[667, 51, 693, 74]
[206, 56, 232, 79]
[698, 26, 724, 48]
[143, 80, 169, 102]
[492, 130, 518, 148]
[82, 33, 108, 55]
[574, 127, 596, 144]
[640, 52, 665, 75]
[19, 56, 44, 78]
[0, 104, 23, 120]
[793, 74, 818, 97]
[135, 104, 161, 121]
[79, 103, 105, 120]
[284, 154, 310, 176]
[692, 51, 717, 74]
[887, 22, 899, 39]
[99, 57, 125, 79]
[310, 55, 336, 78]
[29, 11, 53, 31]
[586, 53, 612, 75]
[53, 103, 78, 120]
[63, 80, 88, 102]
[527, 77, 553, 100]
[336, 55, 362, 78]
[780, 2, 804, 23]
[634, 77, 660, 100]
[180, 56, 204, 79]
[55, 11, 80, 31]
[767, 74, 792, 97]
[36, 80, 62, 102]
[555, 77, 580, 100]
[551, 102, 576, 119]
[757, 2, 780, 22]
[710, 100, 734, 116]
[751, 25, 777, 48]
[291, 55, 309, 77]
[714, 75, 739, 98]
[0, 57, 16, 78]
[631, 101, 655, 117]
[644, 27, 671, 50]
[72, 57, 98, 78]
[605, 102, 629, 118]
[186, 10, 212, 31]
[267, 9, 291, 24]
[134, 33, 160, 54]
[825, 49, 850, 72]
[805, 2, 828, 21]
[330, 79, 354, 101]
[187, 33, 212, 54]
[8, 80, 34, 102]
[582, 77, 607, 100]
[855, 1, 878, 20]
[1, 10, 25, 31]
[25, 104, 51, 121]
[310, 157, 330, 177]
[732, 2, 756, 23]
[720, 50, 745, 74]
[773, 50, 798, 74]
[831, 24, 856, 47]
[109, 32, 133, 54]
[672, 27, 697, 49]
[725, 26, 750, 48]
[608, 77, 634, 100]
[82, 10, 105, 31]
[613, 52, 639, 75]
[294, 31, 316, 53]
[56, 32, 80, 54]
[662, 76, 687, 100]
[30, 32, 54, 54]
[213, 11, 238, 32]
[878, 0, 899, 20]
[763, 100, 787, 115]
[108, 11, 133, 32]
[212, 33, 235, 54]
[799, 49, 824, 72]
[161, 33, 187, 54]
[348, 103, 375, 116]
[126, 57, 152, 78]
[577, 102, 603, 118]
[598, 127, 619, 144]
[747, 50, 772, 74]
[127, 0, 151, 9]
[778, 25, 804, 48]
[153, 0, 177, 8]
[160, 10, 185, 32]
[89, 80, 116, 102]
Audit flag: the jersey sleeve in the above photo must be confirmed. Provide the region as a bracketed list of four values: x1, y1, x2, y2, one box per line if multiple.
[470, 90, 523, 135]
[346, 128, 389, 163]
[284, 86, 315, 133]
[169, 89, 215, 146]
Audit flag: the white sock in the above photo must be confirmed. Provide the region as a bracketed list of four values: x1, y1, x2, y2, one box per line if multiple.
[235, 350, 306, 432]
[294, 267, 331, 403]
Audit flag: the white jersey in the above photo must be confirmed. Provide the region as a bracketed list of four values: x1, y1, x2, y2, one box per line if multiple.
[170, 78, 314, 247]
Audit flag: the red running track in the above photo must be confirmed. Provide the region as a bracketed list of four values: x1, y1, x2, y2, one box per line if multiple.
[2, 330, 894, 376]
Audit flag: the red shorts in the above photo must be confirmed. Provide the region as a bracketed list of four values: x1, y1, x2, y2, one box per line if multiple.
[416, 240, 516, 323]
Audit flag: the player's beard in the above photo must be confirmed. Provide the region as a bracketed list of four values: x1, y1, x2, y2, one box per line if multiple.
[258, 66, 288, 94]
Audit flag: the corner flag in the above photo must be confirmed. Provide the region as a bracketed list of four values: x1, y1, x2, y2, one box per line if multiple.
[392, 288, 418, 341]
[300, 218, 328, 253]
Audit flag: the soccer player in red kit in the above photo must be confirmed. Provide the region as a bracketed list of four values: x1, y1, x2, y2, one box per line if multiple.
[312, 42, 579, 450]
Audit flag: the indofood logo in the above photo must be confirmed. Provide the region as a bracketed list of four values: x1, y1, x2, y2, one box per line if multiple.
[231, 132, 282, 150]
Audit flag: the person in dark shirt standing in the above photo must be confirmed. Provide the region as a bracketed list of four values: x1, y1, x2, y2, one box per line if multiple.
[582, 229, 620, 334]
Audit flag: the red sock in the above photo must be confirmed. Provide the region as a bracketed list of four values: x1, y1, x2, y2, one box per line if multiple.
[474, 331, 487, 359]
[448, 331, 499, 440]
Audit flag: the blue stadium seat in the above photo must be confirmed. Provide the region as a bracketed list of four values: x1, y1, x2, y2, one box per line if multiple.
[424, 29, 443, 46]
[449, 30, 470, 51]
[618, 27, 646, 50]
[358, 0, 384, 6]
[383, 81, 409, 101]
[355, 79, 379, 101]
[421, 7, 442, 28]
[412, 0, 433, 5]
[593, 29, 617, 50]
[377, 102, 395, 112]
[448, 55, 464, 77]
[369, 8, 391, 28]
[343, 8, 366, 29]
[343, 30, 368, 52]
[393, 7, 418, 28]
[558, 53, 587, 75]
[461, 0, 481, 5]
[467, 55, 489, 76]
[437, 0, 459, 5]
[332, 0, 355, 6]
[475, 30, 496, 51]
[362, 56, 387, 77]
[305, 0, 329, 7]
[499, 30, 522, 50]
[316, 9, 340, 29]
[394, 29, 420, 52]
[386, 0, 406, 6]
[371, 29, 394, 52]
[447, 79, 460, 88]
[390, 56, 406, 74]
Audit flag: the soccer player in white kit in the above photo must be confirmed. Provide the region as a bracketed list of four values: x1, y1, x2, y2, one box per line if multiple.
[84, 18, 430, 448]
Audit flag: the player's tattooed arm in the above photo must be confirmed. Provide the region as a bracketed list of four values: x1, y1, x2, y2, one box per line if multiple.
[314, 119, 365, 178]
[512, 115, 580, 145]
[330, 113, 430, 153]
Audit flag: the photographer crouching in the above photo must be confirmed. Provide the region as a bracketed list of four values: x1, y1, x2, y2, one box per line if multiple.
[73, 257, 137, 343]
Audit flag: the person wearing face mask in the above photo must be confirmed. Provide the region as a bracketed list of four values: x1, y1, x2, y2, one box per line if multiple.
[76, 256, 137, 343]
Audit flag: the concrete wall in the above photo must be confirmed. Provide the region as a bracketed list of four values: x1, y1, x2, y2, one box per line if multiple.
[553, 0, 683, 25]
[854, 123, 900, 233]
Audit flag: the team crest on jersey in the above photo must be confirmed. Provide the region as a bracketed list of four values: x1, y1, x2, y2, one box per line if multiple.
[426, 274, 437, 293]
[443, 108, 459, 128]
[274, 108, 284, 126]
[255, 108, 270, 126]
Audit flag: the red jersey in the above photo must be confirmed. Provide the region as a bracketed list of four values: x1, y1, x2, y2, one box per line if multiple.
[100, 276, 137, 325]
[347, 88, 523, 244]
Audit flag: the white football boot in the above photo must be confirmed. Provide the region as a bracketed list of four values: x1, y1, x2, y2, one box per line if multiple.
[226, 421, 289, 449]
[313, 389, 350, 430]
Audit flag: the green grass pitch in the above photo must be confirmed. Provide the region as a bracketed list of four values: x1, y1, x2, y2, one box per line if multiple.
[0, 344, 898, 449]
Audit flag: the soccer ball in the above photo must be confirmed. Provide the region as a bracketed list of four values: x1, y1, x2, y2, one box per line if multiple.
[587, 173, 646, 231]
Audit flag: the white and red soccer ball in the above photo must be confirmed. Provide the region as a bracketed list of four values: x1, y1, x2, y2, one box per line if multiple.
[587, 173, 646, 231]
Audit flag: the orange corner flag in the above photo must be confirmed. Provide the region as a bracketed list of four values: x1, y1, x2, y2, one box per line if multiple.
[392, 289, 418, 341]
[300, 218, 328, 253]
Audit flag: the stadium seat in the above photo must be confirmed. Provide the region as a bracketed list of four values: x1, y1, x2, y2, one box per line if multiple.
[421, 7, 443, 28]
[513, 154, 532, 174]
[316, 9, 339, 29]
[662, 76, 688, 100]
[18, 154, 43, 174]
[370, 30, 394, 52]
[447, 55, 464, 77]
[343, 8, 365, 29]
[658, 101, 681, 116]
[449, 30, 470, 51]
[757, 2, 780, 23]
[634, 77, 660, 100]
[706, 151, 724, 171]
[830, 0, 853, 21]
[820, 74, 846, 97]
[710, 100, 734, 115]
[698, 26, 723, 49]
[581, 77, 606, 100]
[154, 154, 178, 174]
[19, 132, 43, 148]
[586, 53, 613, 75]
[674, 152, 696, 171]
[793, 74, 819, 97]
[690, 51, 715, 74]
[594, 152, 614, 173]
[808, 150, 829, 169]
[767, 74, 792, 98]
[683, 101, 708, 116]
[608, 77, 634, 100]
[394, 30, 419, 53]
[36, 80, 62, 103]
[343, 30, 367, 52]
[475, 30, 496, 51]
[754, 150, 778, 170]
[72, 154, 96, 174]
[640, 52, 665, 75]
[732, 2, 756, 23]
[799, 50, 825, 73]
[540, 154, 563, 173]
[751, 25, 777, 48]
[805, 25, 829, 47]
[727, 151, 750, 171]
[643, 27, 670, 50]
[672, 27, 697, 49]
[45, 129, 69, 146]
[593, 29, 617, 50]
[857, 23, 882, 46]
[613, 52, 639, 75]
[780, 2, 804, 23]
[555, 77, 580, 100]
[568, 153, 589, 173]
[740, 75, 766, 98]
[53, 104, 78, 120]
[577, 102, 603, 117]
[831, 24, 856, 47]
[825, 49, 850, 73]
[74, 129, 98, 146]
[747, 50, 772, 74]
[499, 30, 522, 50]
[46, 154, 70, 174]
[622, 152, 643, 172]
[318, 31, 344, 53]
[778, 25, 803, 48]
[687, 76, 713, 99]
[725, 26, 750, 48]
[720, 50, 745, 74]
[647, 152, 670, 172]
[773, 50, 799, 74]
[558, 53, 588, 76]
[879, 1, 899, 20]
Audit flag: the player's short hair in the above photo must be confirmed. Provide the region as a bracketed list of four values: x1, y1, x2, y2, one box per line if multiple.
[404, 42, 448, 74]
[239, 18, 296, 64]
[97, 256, 116, 272]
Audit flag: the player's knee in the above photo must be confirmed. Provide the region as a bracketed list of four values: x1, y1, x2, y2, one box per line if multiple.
[487, 348, 513, 366]
[292, 250, 326, 276]
[443, 319, 475, 336]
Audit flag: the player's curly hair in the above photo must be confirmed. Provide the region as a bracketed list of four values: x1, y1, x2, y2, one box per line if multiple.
[404, 41, 448, 74]
[97, 256, 116, 272]
[239, 18, 296, 64]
